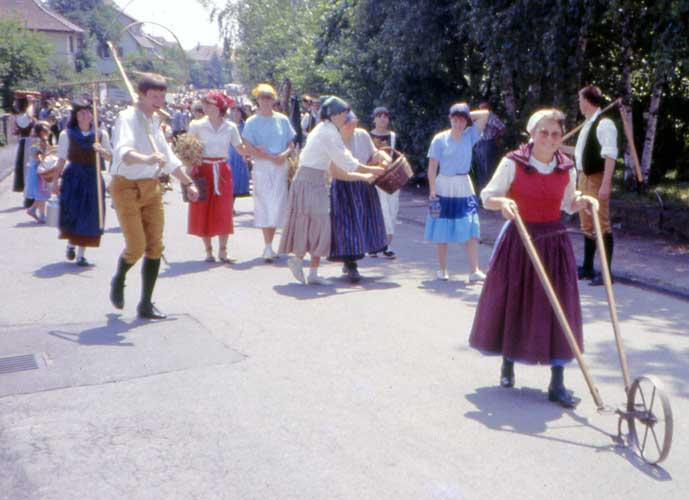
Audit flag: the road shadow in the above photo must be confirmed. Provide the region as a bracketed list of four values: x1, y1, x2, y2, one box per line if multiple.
[47, 313, 145, 346]
[231, 256, 289, 271]
[104, 226, 122, 234]
[13, 220, 47, 228]
[465, 385, 672, 480]
[0, 206, 25, 214]
[33, 261, 93, 278]
[158, 259, 219, 278]
[417, 278, 483, 300]
[273, 275, 401, 300]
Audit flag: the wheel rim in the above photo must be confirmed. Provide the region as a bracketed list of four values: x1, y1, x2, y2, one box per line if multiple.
[627, 375, 673, 465]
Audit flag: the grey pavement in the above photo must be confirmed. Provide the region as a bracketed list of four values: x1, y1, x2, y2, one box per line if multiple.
[0, 174, 688, 500]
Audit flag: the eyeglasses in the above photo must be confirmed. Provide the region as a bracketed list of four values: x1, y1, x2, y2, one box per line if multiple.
[537, 129, 563, 139]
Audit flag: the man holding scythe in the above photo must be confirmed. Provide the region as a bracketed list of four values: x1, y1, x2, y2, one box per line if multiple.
[109, 73, 199, 319]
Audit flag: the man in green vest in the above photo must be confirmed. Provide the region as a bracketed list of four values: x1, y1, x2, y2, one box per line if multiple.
[571, 85, 619, 286]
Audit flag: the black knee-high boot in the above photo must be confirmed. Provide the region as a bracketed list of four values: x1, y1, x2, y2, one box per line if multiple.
[344, 258, 361, 283]
[577, 237, 596, 279]
[110, 256, 134, 309]
[548, 366, 580, 408]
[590, 233, 614, 286]
[137, 257, 166, 319]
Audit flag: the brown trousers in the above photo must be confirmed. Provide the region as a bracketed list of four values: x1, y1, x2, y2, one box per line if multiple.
[577, 171, 611, 236]
[110, 175, 165, 264]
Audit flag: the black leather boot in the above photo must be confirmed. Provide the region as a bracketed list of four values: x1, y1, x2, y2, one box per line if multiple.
[500, 358, 515, 388]
[590, 234, 614, 286]
[577, 237, 596, 280]
[110, 257, 133, 310]
[548, 366, 580, 408]
[137, 257, 166, 320]
[344, 259, 361, 283]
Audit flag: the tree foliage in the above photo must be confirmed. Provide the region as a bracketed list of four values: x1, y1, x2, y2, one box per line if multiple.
[212, 0, 689, 180]
[0, 17, 51, 109]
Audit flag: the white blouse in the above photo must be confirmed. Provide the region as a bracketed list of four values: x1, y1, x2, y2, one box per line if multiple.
[344, 128, 376, 164]
[57, 128, 112, 160]
[299, 121, 359, 172]
[188, 117, 242, 158]
[481, 155, 579, 214]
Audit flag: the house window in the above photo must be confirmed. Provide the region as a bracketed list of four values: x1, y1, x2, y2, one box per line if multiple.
[69, 36, 74, 53]
[99, 44, 111, 58]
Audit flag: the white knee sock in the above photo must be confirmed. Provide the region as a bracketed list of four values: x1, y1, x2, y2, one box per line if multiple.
[77, 247, 86, 259]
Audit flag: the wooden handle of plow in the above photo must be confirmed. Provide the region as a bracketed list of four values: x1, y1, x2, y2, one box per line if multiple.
[511, 210, 605, 409]
[91, 86, 104, 230]
[590, 204, 632, 392]
[561, 98, 622, 143]
[618, 104, 644, 184]
[106, 41, 136, 101]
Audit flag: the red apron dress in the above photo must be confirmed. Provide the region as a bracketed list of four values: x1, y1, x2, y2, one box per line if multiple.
[188, 157, 234, 237]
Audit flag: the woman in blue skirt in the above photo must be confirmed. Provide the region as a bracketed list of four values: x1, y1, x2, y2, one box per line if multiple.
[228, 105, 251, 205]
[425, 102, 489, 281]
[330, 111, 389, 282]
[54, 99, 111, 266]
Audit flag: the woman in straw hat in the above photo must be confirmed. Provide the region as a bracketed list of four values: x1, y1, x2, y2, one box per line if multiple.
[242, 83, 296, 262]
[469, 109, 597, 408]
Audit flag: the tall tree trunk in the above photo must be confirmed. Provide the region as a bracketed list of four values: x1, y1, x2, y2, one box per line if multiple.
[641, 75, 664, 182]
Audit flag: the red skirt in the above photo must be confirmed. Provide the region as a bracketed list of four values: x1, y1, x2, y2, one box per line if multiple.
[188, 158, 234, 237]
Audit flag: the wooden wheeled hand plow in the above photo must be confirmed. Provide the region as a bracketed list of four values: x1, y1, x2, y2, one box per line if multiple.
[511, 201, 673, 465]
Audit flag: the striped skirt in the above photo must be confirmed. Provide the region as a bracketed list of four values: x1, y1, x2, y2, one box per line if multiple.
[329, 180, 387, 261]
[424, 174, 480, 243]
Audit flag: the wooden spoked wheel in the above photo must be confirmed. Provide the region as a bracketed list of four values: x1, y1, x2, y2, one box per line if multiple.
[627, 375, 673, 465]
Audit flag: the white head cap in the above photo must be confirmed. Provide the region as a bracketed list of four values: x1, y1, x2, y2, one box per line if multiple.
[526, 110, 551, 136]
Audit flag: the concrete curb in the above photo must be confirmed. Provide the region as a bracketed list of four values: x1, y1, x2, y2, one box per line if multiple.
[398, 214, 689, 303]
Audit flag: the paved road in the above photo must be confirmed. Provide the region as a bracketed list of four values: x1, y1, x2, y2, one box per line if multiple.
[0, 175, 687, 500]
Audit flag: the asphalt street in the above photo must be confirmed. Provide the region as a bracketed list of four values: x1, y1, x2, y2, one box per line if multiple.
[0, 173, 687, 500]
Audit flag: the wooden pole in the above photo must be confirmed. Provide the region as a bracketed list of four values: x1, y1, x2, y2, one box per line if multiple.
[511, 209, 605, 409]
[91, 84, 105, 231]
[561, 98, 622, 143]
[618, 103, 644, 185]
[590, 206, 632, 393]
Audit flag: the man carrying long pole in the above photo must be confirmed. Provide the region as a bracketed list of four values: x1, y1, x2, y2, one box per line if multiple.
[109, 73, 199, 319]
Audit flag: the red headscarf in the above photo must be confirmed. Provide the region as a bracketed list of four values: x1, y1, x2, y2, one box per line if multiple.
[205, 91, 235, 113]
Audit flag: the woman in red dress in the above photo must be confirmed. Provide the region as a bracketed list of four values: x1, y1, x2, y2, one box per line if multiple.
[187, 91, 245, 262]
[469, 109, 596, 408]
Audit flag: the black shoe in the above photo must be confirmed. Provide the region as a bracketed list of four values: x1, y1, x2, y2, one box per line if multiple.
[548, 366, 580, 408]
[348, 266, 361, 283]
[137, 302, 167, 320]
[110, 277, 125, 310]
[76, 257, 92, 267]
[66, 246, 76, 261]
[500, 359, 515, 388]
[577, 266, 595, 280]
[382, 249, 396, 259]
[548, 386, 581, 408]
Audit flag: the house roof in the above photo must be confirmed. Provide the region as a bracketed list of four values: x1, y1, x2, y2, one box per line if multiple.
[0, 0, 84, 33]
[187, 44, 222, 62]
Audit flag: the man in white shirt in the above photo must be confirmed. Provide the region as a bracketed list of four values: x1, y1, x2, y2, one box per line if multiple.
[109, 73, 199, 319]
[563, 85, 618, 286]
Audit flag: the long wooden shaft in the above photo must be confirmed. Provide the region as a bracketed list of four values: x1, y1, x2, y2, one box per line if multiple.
[590, 206, 632, 392]
[91, 85, 104, 230]
[107, 40, 163, 174]
[512, 210, 605, 409]
[618, 104, 644, 184]
[561, 98, 622, 143]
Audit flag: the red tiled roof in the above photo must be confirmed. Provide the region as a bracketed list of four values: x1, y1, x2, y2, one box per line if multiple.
[0, 0, 84, 33]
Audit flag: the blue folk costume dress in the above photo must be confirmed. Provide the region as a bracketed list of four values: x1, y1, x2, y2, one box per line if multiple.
[228, 121, 251, 197]
[329, 128, 387, 261]
[58, 126, 106, 247]
[424, 126, 482, 242]
[25, 140, 51, 202]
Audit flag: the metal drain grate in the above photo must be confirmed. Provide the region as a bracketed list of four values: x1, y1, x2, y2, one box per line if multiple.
[0, 354, 39, 374]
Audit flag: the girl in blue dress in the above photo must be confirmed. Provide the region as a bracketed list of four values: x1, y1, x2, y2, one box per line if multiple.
[228, 105, 251, 205]
[425, 102, 489, 281]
